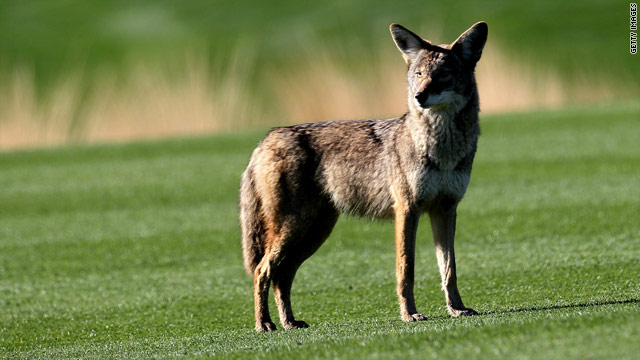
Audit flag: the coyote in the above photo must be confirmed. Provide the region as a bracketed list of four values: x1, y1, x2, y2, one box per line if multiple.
[240, 22, 488, 332]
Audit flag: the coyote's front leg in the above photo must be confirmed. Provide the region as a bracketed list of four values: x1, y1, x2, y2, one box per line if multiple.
[394, 204, 427, 322]
[429, 203, 478, 317]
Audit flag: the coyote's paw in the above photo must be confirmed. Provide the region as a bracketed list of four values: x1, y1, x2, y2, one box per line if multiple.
[283, 320, 309, 330]
[447, 306, 478, 317]
[402, 313, 428, 322]
[256, 320, 277, 332]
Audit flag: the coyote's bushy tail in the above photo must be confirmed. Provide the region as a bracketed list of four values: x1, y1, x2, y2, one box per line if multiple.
[239, 166, 265, 275]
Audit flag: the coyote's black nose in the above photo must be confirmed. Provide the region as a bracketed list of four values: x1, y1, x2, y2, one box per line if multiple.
[415, 91, 428, 104]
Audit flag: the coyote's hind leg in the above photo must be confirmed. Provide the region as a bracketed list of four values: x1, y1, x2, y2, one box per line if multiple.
[272, 206, 339, 330]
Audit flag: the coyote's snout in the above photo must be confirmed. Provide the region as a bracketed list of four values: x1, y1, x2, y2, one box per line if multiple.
[240, 22, 488, 332]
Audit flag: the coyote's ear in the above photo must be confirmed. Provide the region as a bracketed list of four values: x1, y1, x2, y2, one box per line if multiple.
[390, 23, 431, 65]
[451, 22, 488, 67]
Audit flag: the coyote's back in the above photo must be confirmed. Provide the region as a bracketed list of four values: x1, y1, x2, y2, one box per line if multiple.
[240, 118, 398, 275]
[240, 21, 488, 332]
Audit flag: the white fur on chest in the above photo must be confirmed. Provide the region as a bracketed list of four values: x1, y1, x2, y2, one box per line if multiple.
[413, 166, 470, 203]
[425, 108, 471, 171]
[407, 109, 473, 202]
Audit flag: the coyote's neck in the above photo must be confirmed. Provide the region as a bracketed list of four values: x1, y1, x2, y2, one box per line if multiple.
[407, 104, 478, 172]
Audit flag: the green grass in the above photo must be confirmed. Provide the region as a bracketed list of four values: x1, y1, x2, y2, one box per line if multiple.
[1, 102, 640, 358]
[0, 1, 634, 90]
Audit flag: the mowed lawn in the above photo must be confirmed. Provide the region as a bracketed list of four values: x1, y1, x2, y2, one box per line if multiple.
[1, 103, 639, 359]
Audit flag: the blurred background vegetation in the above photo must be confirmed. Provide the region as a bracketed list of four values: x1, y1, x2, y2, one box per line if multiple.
[0, 0, 636, 149]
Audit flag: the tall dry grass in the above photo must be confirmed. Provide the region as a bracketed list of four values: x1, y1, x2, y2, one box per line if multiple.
[273, 42, 625, 122]
[0, 42, 628, 150]
[0, 54, 260, 149]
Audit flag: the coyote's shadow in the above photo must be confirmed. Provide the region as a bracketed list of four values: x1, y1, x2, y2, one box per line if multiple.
[481, 298, 640, 316]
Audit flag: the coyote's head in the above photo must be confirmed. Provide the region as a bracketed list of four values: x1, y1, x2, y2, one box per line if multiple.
[390, 22, 488, 113]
